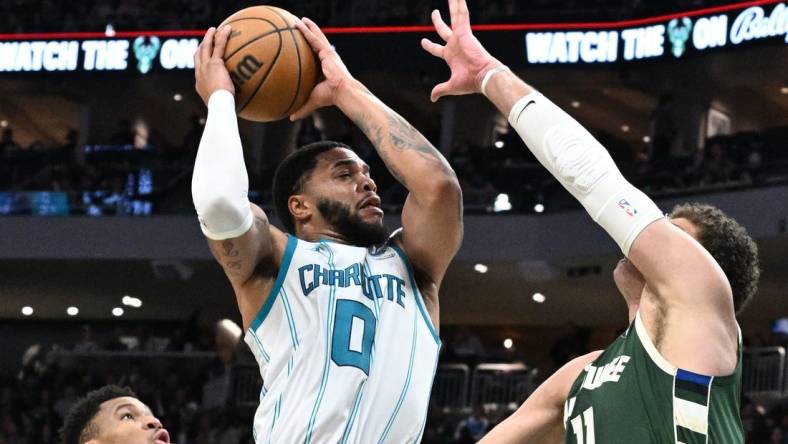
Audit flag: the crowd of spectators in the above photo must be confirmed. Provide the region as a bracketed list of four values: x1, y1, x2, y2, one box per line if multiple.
[2, 114, 787, 216]
[0, 0, 744, 34]
[0, 319, 255, 444]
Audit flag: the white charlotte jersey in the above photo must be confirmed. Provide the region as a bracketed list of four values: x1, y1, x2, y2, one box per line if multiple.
[243, 233, 441, 444]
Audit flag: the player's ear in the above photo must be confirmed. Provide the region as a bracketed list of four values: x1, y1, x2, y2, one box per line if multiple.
[288, 194, 313, 227]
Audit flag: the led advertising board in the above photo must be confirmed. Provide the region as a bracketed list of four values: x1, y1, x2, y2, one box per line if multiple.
[0, 0, 783, 74]
[523, 2, 787, 64]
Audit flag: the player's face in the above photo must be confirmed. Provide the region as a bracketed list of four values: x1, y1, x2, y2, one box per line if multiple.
[308, 148, 388, 246]
[85, 396, 169, 444]
[613, 217, 701, 303]
[613, 257, 646, 304]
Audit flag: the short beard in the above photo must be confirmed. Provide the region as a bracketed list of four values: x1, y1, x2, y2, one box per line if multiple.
[317, 198, 389, 247]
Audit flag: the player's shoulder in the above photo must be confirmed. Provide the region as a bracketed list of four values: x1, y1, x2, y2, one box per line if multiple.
[552, 351, 604, 394]
[561, 351, 603, 378]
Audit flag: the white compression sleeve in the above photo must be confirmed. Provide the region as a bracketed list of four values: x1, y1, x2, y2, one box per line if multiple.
[191, 90, 254, 240]
[508, 91, 664, 256]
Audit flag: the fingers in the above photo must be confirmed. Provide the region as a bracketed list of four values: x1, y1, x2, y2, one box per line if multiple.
[296, 17, 331, 52]
[458, 0, 470, 18]
[198, 27, 215, 66]
[420, 38, 444, 59]
[431, 10, 452, 41]
[449, 0, 470, 27]
[289, 97, 320, 121]
[302, 17, 330, 44]
[430, 81, 452, 103]
[212, 25, 231, 60]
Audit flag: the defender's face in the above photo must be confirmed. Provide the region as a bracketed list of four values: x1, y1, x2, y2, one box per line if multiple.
[613, 217, 700, 302]
[85, 396, 169, 444]
[308, 148, 383, 226]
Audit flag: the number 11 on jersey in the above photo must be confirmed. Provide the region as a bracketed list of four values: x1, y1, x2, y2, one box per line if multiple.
[570, 407, 596, 444]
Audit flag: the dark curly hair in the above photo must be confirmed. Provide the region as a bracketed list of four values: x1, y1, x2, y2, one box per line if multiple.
[272, 140, 353, 234]
[59, 385, 137, 444]
[671, 203, 760, 314]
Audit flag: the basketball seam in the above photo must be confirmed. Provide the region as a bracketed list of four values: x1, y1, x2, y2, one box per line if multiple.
[237, 29, 297, 115]
[222, 18, 285, 62]
[264, 7, 303, 119]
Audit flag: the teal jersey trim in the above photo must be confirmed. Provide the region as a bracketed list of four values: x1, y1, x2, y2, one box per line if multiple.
[339, 380, 367, 444]
[391, 244, 441, 345]
[377, 302, 419, 444]
[363, 259, 381, 367]
[249, 331, 271, 363]
[267, 395, 282, 444]
[250, 234, 299, 331]
[280, 286, 300, 348]
[305, 242, 338, 444]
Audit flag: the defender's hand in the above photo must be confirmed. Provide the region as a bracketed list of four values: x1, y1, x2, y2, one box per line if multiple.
[290, 17, 356, 121]
[421, 0, 501, 102]
[194, 26, 235, 105]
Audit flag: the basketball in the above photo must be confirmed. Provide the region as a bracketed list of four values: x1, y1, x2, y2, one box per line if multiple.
[218, 6, 318, 122]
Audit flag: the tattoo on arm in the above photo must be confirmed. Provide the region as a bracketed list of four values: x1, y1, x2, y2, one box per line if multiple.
[220, 240, 242, 275]
[214, 214, 271, 280]
[347, 100, 453, 188]
[221, 240, 239, 257]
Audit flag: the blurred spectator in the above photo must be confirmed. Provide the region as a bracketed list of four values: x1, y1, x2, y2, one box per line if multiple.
[109, 119, 134, 146]
[448, 327, 487, 367]
[73, 325, 100, 352]
[549, 322, 588, 367]
[767, 426, 785, 444]
[52, 386, 77, 420]
[0, 129, 20, 158]
[296, 115, 326, 147]
[701, 140, 736, 185]
[649, 94, 678, 168]
[454, 405, 490, 442]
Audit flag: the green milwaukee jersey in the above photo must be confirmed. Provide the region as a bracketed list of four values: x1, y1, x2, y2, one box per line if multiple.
[563, 313, 743, 444]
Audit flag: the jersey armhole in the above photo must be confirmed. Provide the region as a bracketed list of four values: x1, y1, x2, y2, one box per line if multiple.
[635, 312, 742, 385]
[390, 239, 441, 346]
[248, 234, 299, 332]
[634, 312, 677, 375]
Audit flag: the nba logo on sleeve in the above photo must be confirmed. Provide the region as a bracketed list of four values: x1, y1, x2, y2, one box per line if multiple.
[618, 199, 638, 217]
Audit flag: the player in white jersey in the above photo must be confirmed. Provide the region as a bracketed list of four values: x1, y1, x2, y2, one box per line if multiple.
[192, 21, 463, 443]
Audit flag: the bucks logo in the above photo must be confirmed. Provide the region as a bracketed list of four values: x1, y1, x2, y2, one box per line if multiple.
[667, 18, 692, 58]
[133, 36, 161, 74]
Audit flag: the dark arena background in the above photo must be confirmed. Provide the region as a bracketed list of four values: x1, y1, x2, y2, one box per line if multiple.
[1, 0, 787, 442]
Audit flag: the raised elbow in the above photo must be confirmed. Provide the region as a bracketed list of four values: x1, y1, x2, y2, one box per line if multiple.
[431, 170, 461, 196]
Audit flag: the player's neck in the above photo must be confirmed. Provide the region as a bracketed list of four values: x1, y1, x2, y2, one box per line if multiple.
[625, 291, 645, 324]
[297, 226, 350, 245]
[627, 303, 639, 325]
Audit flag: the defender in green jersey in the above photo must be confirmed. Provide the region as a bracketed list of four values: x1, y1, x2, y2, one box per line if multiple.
[422, 0, 760, 442]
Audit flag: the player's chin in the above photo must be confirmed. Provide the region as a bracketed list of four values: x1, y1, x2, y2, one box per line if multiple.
[358, 206, 385, 222]
[613, 259, 646, 295]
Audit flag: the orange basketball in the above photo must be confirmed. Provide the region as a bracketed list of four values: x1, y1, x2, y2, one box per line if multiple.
[218, 6, 318, 122]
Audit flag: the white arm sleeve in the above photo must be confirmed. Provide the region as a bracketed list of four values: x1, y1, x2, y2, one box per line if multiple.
[508, 91, 664, 256]
[191, 90, 254, 240]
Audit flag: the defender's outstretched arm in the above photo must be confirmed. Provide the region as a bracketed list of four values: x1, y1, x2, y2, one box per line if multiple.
[422, 0, 737, 375]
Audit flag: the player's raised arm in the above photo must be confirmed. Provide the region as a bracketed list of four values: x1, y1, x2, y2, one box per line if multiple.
[423, 0, 738, 375]
[192, 26, 286, 327]
[480, 351, 602, 444]
[290, 18, 463, 289]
